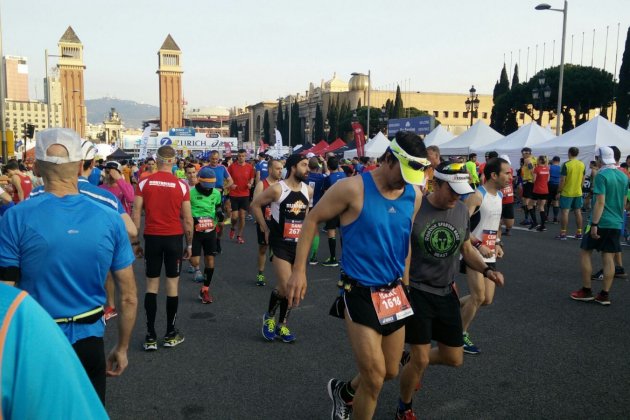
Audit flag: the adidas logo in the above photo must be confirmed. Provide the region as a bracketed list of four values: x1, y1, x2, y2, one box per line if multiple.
[388, 206, 397, 214]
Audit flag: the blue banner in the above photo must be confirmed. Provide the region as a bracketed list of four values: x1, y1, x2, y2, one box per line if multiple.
[168, 127, 196, 137]
[387, 116, 434, 137]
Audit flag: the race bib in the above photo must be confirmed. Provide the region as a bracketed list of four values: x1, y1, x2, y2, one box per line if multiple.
[195, 217, 215, 232]
[482, 229, 497, 252]
[370, 284, 413, 325]
[283, 219, 303, 241]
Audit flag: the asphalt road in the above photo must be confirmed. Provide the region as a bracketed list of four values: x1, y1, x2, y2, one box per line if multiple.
[104, 213, 630, 419]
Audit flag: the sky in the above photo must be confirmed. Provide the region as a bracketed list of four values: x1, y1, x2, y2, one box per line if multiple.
[2, 0, 629, 109]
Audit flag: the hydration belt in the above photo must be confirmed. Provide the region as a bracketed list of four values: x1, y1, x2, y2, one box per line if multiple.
[54, 306, 104, 324]
[341, 273, 402, 290]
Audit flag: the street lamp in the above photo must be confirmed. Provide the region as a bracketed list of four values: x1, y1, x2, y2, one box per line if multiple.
[531, 76, 552, 124]
[535, 1, 568, 135]
[464, 85, 480, 127]
[304, 119, 311, 144]
[379, 106, 389, 134]
[324, 118, 329, 140]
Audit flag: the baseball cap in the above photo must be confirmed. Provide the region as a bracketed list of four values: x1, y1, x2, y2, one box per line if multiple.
[434, 163, 474, 195]
[389, 138, 431, 185]
[104, 161, 122, 173]
[595, 146, 615, 164]
[81, 140, 97, 161]
[198, 167, 216, 188]
[35, 128, 83, 164]
[285, 154, 308, 171]
[306, 152, 316, 158]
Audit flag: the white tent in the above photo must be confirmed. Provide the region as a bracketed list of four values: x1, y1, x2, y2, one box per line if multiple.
[471, 122, 556, 165]
[438, 120, 504, 157]
[423, 125, 455, 147]
[343, 131, 390, 159]
[534, 115, 630, 166]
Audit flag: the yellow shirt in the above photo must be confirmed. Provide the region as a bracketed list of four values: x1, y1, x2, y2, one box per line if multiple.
[521, 157, 536, 182]
[560, 159, 585, 197]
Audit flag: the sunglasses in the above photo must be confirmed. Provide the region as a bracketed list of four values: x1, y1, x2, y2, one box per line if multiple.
[389, 147, 431, 171]
[441, 163, 466, 174]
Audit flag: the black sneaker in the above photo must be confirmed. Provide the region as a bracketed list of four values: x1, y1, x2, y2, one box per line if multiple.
[536, 225, 547, 232]
[615, 266, 628, 279]
[327, 379, 352, 420]
[143, 334, 158, 351]
[163, 329, 185, 347]
[591, 269, 604, 281]
[322, 257, 339, 267]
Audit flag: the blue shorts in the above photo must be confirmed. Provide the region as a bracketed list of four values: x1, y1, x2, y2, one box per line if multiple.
[560, 196, 583, 210]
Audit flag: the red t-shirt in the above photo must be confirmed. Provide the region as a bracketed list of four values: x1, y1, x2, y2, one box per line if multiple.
[12, 173, 32, 203]
[533, 165, 550, 194]
[228, 162, 255, 197]
[136, 171, 190, 235]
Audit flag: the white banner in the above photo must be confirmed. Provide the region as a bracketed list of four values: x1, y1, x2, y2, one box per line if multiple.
[275, 129, 283, 149]
[138, 125, 152, 160]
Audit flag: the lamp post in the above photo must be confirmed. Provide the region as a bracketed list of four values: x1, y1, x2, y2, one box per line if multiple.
[464, 85, 480, 127]
[531, 76, 552, 125]
[324, 118, 329, 141]
[535, 1, 568, 135]
[379, 106, 388, 134]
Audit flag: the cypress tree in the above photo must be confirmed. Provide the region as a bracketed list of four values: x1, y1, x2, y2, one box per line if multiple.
[615, 26, 630, 129]
[392, 85, 404, 118]
[276, 99, 284, 140]
[263, 110, 271, 144]
[314, 104, 325, 143]
[511, 63, 520, 88]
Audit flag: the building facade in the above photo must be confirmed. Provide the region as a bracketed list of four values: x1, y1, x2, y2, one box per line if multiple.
[3, 55, 29, 101]
[157, 34, 183, 132]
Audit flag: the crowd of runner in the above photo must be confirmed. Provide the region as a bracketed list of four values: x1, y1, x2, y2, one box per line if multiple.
[0, 127, 627, 419]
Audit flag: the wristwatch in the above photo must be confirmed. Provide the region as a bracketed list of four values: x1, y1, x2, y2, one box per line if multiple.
[482, 266, 493, 277]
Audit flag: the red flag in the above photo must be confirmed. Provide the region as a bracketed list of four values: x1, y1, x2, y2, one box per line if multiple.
[352, 122, 366, 157]
[224, 142, 232, 157]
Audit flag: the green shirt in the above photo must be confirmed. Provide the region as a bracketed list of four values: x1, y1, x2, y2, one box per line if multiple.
[465, 161, 479, 185]
[190, 187, 222, 223]
[592, 167, 628, 229]
[560, 159, 585, 198]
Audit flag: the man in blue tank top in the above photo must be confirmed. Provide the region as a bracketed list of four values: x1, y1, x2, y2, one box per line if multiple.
[286, 131, 429, 420]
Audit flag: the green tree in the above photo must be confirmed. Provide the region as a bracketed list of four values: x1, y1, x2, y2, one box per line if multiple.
[243, 119, 249, 143]
[511, 63, 520, 88]
[392, 85, 404, 118]
[263, 110, 271, 144]
[314, 104, 325, 143]
[291, 99, 301, 146]
[616, 26, 630, 129]
[490, 64, 510, 132]
[283, 104, 290, 142]
[326, 96, 339, 142]
[276, 99, 284, 144]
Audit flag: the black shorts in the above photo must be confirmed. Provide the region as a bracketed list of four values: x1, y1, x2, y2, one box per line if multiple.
[230, 196, 250, 212]
[144, 234, 183, 278]
[256, 223, 268, 245]
[270, 241, 297, 265]
[501, 202, 514, 219]
[325, 216, 341, 230]
[580, 227, 621, 253]
[404, 288, 463, 347]
[73, 336, 106, 403]
[532, 191, 549, 200]
[460, 260, 496, 275]
[192, 230, 217, 257]
[548, 183, 559, 201]
[343, 285, 406, 336]
[522, 182, 534, 199]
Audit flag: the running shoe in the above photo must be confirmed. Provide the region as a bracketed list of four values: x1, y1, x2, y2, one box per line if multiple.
[276, 325, 296, 343]
[187, 265, 196, 274]
[322, 257, 339, 267]
[163, 330, 185, 347]
[262, 313, 276, 341]
[528, 223, 537, 230]
[193, 270, 204, 283]
[570, 288, 594, 302]
[615, 266, 628, 279]
[519, 219, 531, 225]
[309, 257, 319, 265]
[594, 292, 611, 306]
[237, 236, 245, 244]
[104, 306, 118, 322]
[256, 273, 266, 286]
[536, 225, 547, 232]
[143, 334, 158, 351]
[246, 214, 254, 221]
[575, 233, 583, 240]
[395, 409, 418, 420]
[591, 269, 604, 281]
[555, 233, 567, 241]
[327, 379, 353, 420]
[462, 332, 480, 355]
[229, 228, 235, 240]
[199, 287, 212, 304]
[552, 218, 559, 224]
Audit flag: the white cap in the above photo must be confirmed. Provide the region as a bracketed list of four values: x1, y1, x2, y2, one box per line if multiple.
[306, 152, 316, 158]
[35, 128, 83, 164]
[499, 154, 512, 166]
[81, 140, 97, 161]
[595, 146, 615, 165]
[434, 170, 474, 195]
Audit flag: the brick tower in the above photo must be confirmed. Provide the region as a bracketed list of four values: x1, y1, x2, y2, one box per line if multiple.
[57, 26, 86, 137]
[157, 34, 183, 132]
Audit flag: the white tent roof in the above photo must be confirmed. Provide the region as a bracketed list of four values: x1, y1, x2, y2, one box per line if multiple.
[343, 132, 391, 159]
[534, 115, 630, 166]
[438, 120, 504, 156]
[471, 122, 556, 165]
[423, 125, 455, 147]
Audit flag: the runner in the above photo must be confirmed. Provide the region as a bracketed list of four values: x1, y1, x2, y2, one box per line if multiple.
[208, 151, 233, 253]
[531, 155, 550, 231]
[546, 156, 562, 224]
[251, 154, 313, 343]
[132, 145, 193, 351]
[498, 154, 516, 236]
[228, 149, 255, 244]
[306, 156, 328, 265]
[396, 162, 504, 419]
[190, 167, 224, 303]
[252, 158, 283, 286]
[139, 157, 157, 180]
[4, 160, 32, 203]
[465, 153, 480, 190]
[459, 157, 511, 355]
[556, 147, 585, 240]
[320, 156, 347, 267]
[285, 131, 428, 420]
[520, 147, 537, 226]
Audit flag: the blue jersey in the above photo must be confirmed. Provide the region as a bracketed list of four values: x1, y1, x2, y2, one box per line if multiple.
[31, 177, 125, 215]
[549, 164, 561, 185]
[88, 166, 102, 186]
[256, 161, 269, 181]
[0, 285, 107, 419]
[323, 171, 347, 191]
[307, 172, 327, 206]
[209, 164, 230, 189]
[0, 193, 135, 344]
[340, 172, 416, 286]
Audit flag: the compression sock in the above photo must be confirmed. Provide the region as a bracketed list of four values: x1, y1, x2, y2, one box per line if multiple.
[328, 237, 337, 259]
[553, 206, 560, 219]
[278, 297, 292, 324]
[540, 211, 546, 227]
[166, 296, 179, 334]
[144, 293, 157, 336]
[267, 289, 281, 316]
[310, 234, 320, 259]
[340, 381, 355, 403]
[529, 209, 537, 225]
[204, 267, 215, 287]
[522, 205, 529, 221]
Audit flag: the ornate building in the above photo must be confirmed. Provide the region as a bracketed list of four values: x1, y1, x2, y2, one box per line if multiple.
[157, 34, 183, 131]
[57, 26, 86, 137]
[103, 107, 122, 144]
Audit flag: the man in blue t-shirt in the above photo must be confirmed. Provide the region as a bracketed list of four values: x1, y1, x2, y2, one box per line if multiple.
[547, 156, 562, 223]
[0, 128, 138, 403]
[320, 156, 347, 266]
[255, 152, 269, 184]
[306, 157, 328, 264]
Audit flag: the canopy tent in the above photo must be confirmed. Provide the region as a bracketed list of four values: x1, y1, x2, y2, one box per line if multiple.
[534, 115, 630, 166]
[438, 120, 504, 157]
[343, 132, 390, 159]
[423, 125, 455, 148]
[319, 138, 346, 154]
[291, 143, 312, 155]
[301, 140, 329, 156]
[107, 148, 133, 161]
[471, 122, 556, 165]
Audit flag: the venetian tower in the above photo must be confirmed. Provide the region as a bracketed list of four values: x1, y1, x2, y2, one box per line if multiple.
[57, 26, 86, 137]
[157, 34, 183, 131]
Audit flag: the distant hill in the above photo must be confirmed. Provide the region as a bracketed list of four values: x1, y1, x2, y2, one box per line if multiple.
[86, 98, 159, 129]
